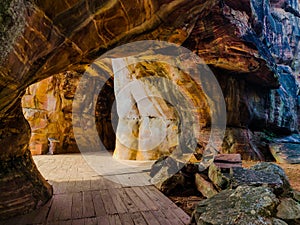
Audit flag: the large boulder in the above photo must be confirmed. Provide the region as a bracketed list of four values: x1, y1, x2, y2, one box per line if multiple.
[270, 143, 300, 164]
[230, 167, 283, 190]
[195, 173, 218, 198]
[192, 161, 300, 225]
[276, 198, 300, 223]
[208, 162, 290, 192]
[251, 162, 292, 194]
[208, 163, 231, 190]
[192, 186, 279, 225]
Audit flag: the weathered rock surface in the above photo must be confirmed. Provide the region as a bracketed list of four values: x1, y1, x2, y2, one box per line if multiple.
[19, 0, 300, 162]
[155, 173, 186, 196]
[195, 173, 218, 198]
[1, 0, 300, 219]
[230, 167, 283, 189]
[0, 150, 52, 219]
[276, 198, 300, 221]
[192, 186, 279, 225]
[22, 70, 117, 155]
[150, 155, 197, 195]
[1, 0, 208, 218]
[150, 156, 182, 178]
[214, 154, 242, 163]
[192, 161, 300, 225]
[208, 163, 231, 190]
[207, 162, 291, 193]
[272, 218, 289, 225]
[221, 128, 265, 160]
[213, 153, 243, 168]
[251, 162, 292, 193]
[270, 143, 300, 164]
[112, 58, 180, 160]
[22, 72, 81, 154]
[293, 190, 300, 202]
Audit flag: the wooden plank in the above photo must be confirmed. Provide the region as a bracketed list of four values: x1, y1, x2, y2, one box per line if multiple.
[141, 186, 166, 210]
[48, 194, 73, 221]
[100, 189, 118, 215]
[130, 212, 147, 225]
[141, 211, 160, 225]
[97, 215, 110, 225]
[108, 188, 128, 213]
[58, 193, 73, 221]
[145, 186, 190, 224]
[72, 219, 85, 225]
[91, 178, 106, 190]
[108, 214, 122, 225]
[124, 188, 148, 211]
[85, 217, 98, 225]
[131, 186, 158, 210]
[66, 180, 78, 193]
[142, 186, 190, 224]
[117, 173, 141, 187]
[74, 179, 91, 193]
[4, 155, 193, 225]
[71, 192, 83, 219]
[137, 172, 152, 186]
[103, 177, 122, 189]
[162, 208, 184, 225]
[114, 174, 136, 187]
[83, 191, 96, 218]
[92, 191, 106, 217]
[172, 207, 191, 225]
[53, 181, 68, 194]
[47, 221, 61, 225]
[118, 213, 134, 225]
[59, 220, 72, 225]
[132, 172, 152, 186]
[114, 188, 139, 213]
[146, 186, 176, 209]
[151, 210, 172, 225]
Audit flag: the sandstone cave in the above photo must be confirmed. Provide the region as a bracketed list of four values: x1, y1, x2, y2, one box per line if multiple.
[0, 0, 300, 224]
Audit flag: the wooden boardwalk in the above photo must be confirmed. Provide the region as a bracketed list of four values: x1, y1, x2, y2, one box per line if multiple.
[0, 154, 190, 225]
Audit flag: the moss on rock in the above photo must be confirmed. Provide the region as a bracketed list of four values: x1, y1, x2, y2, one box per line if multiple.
[0, 0, 26, 64]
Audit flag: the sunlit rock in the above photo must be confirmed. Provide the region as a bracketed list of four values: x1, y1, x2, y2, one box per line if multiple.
[112, 58, 179, 160]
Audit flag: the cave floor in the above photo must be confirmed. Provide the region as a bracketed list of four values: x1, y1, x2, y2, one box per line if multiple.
[1, 153, 190, 225]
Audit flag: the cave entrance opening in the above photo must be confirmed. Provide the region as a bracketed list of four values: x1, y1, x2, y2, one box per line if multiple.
[21, 73, 117, 156]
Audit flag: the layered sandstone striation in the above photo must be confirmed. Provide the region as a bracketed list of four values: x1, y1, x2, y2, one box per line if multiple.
[0, 0, 207, 218]
[0, 0, 300, 219]
[21, 72, 81, 155]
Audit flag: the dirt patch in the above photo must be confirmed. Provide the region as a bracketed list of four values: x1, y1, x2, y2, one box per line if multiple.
[169, 195, 205, 216]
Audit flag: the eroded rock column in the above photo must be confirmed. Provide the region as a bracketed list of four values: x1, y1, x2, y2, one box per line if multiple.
[0, 98, 52, 219]
[112, 58, 179, 160]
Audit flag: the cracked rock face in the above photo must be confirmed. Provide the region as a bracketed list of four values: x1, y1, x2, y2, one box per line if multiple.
[191, 162, 300, 225]
[192, 186, 279, 225]
[0, 0, 300, 219]
[192, 183, 300, 225]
